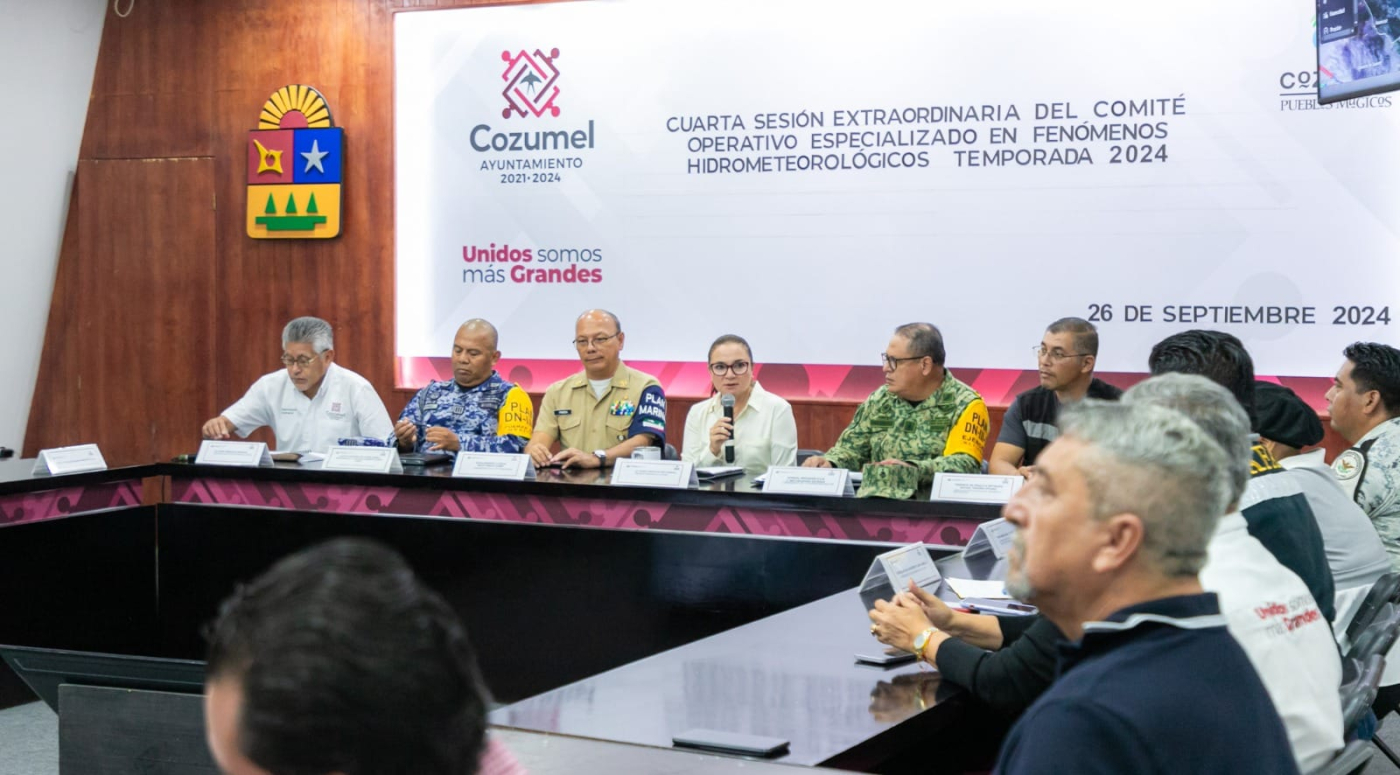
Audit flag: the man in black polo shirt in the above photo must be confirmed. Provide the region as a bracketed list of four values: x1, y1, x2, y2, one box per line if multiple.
[991, 401, 1297, 774]
[989, 317, 1121, 477]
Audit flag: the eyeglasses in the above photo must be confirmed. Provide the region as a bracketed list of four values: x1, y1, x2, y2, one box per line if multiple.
[709, 361, 752, 376]
[1033, 345, 1090, 362]
[571, 333, 620, 349]
[880, 353, 924, 370]
[280, 354, 320, 368]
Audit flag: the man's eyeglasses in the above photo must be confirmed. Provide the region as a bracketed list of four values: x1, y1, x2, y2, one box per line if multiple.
[280, 354, 320, 368]
[572, 333, 620, 349]
[880, 353, 924, 370]
[709, 361, 752, 376]
[1033, 346, 1090, 362]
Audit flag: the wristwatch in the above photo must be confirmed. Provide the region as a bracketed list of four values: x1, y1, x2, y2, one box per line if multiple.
[593, 449, 608, 468]
[913, 627, 938, 661]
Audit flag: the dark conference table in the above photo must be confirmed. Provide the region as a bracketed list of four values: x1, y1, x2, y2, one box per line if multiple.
[0, 457, 1007, 771]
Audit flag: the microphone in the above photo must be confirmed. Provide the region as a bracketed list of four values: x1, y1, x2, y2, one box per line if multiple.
[721, 393, 736, 464]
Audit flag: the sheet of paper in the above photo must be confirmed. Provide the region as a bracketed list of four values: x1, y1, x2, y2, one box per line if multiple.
[610, 459, 697, 489]
[195, 440, 273, 467]
[322, 446, 403, 474]
[931, 473, 1024, 504]
[762, 466, 853, 496]
[32, 444, 108, 475]
[943, 577, 1011, 600]
[453, 452, 535, 480]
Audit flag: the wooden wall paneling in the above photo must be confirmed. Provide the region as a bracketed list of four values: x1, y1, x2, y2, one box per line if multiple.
[23, 172, 86, 456]
[26, 159, 216, 466]
[207, 1, 398, 416]
[81, 1, 214, 160]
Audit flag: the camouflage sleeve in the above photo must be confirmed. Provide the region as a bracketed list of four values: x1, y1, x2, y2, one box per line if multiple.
[910, 398, 988, 483]
[824, 398, 875, 471]
[398, 387, 428, 453]
[398, 386, 425, 425]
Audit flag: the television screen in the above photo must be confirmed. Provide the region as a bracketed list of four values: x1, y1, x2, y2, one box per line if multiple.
[1318, 0, 1400, 103]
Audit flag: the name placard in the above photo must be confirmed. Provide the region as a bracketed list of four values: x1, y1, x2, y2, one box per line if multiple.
[195, 440, 273, 467]
[964, 517, 1018, 559]
[452, 452, 535, 480]
[610, 458, 697, 489]
[763, 466, 854, 497]
[857, 542, 942, 609]
[323, 446, 404, 474]
[931, 473, 1024, 504]
[32, 444, 108, 476]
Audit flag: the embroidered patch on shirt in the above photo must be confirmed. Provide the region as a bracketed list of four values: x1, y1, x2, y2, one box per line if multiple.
[610, 400, 636, 417]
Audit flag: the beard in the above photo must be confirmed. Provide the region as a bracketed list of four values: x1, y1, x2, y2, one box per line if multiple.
[1003, 532, 1037, 601]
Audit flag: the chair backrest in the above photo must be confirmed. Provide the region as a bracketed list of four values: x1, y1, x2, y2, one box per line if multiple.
[1347, 603, 1400, 663]
[1305, 738, 1373, 775]
[1339, 654, 1385, 737]
[1346, 572, 1400, 644]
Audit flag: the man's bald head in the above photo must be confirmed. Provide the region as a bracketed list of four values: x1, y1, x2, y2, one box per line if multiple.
[576, 309, 621, 334]
[457, 319, 499, 350]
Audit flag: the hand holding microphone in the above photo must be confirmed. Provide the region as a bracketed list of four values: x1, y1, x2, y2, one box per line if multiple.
[720, 393, 736, 464]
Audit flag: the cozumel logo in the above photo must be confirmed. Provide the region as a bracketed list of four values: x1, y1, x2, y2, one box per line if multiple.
[501, 48, 561, 119]
[245, 85, 343, 239]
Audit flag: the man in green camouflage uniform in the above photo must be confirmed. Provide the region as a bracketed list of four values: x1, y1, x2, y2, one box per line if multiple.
[803, 323, 989, 499]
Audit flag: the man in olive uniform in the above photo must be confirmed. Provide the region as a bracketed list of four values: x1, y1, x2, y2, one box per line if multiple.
[525, 309, 666, 470]
[803, 322, 988, 499]
[1327, 342, 1400, 570]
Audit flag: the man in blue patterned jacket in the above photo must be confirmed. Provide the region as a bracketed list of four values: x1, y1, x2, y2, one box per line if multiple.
[393, 319, 533, 455]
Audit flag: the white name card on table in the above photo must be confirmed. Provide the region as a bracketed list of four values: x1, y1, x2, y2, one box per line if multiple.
[762, 466, 854, 497]
[931, 473, 1024, 504]
[32, 444, 108, 475]
[322, 446, 404, 474]
[610, 458, 698, 489]
[858, 543, 942, 609]
[452, 452, 535, 480]
[195, 440, 273, 467]
[964, 517, 1018, 560]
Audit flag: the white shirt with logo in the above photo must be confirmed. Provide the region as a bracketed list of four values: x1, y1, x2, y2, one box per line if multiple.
[1199, 511, 1343, 772]
[220, 363, 393, 454]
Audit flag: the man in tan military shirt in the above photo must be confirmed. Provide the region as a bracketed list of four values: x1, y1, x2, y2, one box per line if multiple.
[525, 309, 667, 469]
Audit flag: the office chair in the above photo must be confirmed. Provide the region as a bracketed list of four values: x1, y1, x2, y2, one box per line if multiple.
[1347, 604, 1400, 663]
[1340, 654, 1385, 738]
[1345, 572, 1400, 648]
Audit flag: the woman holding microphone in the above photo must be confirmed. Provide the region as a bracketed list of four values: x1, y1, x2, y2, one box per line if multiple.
[682, 334, 798, 475]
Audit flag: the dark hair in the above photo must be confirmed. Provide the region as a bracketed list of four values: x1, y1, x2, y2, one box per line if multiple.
[1344, 342, 1400, 417]
[894, 322, 946, 366]
[1147, 330, 1257, 429]
[206, 538, 489, 775]
[1046, 317, 1099, 357]
[708, 334, 753, 363]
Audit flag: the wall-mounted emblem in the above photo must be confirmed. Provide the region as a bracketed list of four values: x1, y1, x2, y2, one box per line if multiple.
[246, 85, 343, 239]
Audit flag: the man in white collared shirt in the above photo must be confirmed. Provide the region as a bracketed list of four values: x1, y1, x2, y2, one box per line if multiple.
[201, 317, 393, 455]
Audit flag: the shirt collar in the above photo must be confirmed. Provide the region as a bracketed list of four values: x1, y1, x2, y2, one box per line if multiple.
[451, 371, 499, 393]
[1081, 593, 1226, 636]
[569, 362, 630, 391]
[709, 382, 766, 413]
[1359, 416, 1400, 445]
